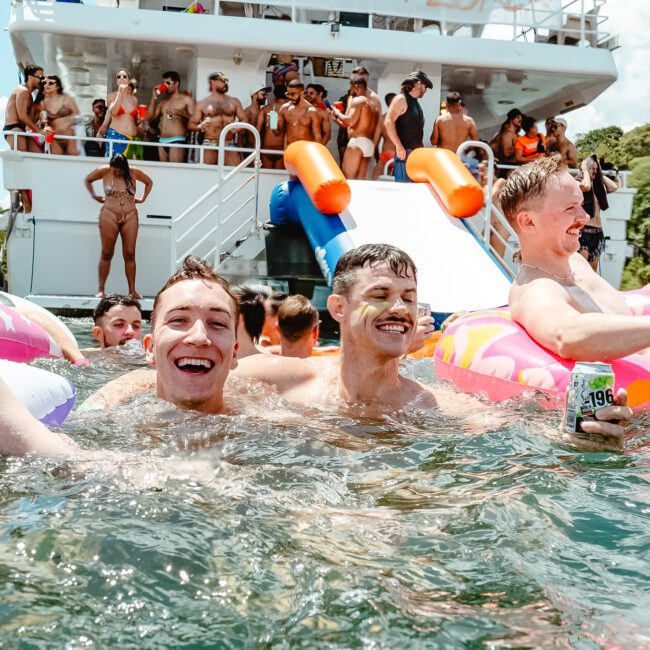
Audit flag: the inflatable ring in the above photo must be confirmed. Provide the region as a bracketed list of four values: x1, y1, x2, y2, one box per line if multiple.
[0, 359, 75, 426]
[0, 304, 62, 362]
[434, 287, 650, 410]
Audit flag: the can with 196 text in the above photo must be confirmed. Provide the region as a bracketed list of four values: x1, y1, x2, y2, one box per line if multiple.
[565, 362, 615, 435]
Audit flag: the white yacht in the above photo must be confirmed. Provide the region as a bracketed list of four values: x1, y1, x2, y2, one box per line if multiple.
[1, 0, 636, 311]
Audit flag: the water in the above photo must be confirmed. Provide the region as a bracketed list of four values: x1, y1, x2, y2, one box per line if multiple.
[1, 319, 649, 648]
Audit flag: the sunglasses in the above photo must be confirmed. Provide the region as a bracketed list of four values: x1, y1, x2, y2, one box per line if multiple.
[32, 74, 44, 80]
[116, 73, 129, 79]
[286, 90, 301, 97]
[43, 80, 57, 86]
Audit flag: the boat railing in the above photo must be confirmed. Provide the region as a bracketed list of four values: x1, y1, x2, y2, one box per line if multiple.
[14, 0, 613, 48]
[456, 141, 519, 279]
[169, 122, 262, 274]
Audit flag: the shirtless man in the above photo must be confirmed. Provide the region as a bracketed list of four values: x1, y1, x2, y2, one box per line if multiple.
[275, 80, 321, 146]
[545, 117, 577, 168]
[350, 66, 382, 118]
[372, 92, 396, 179]
[4, 64, 47, 212]
[330, 78, 378, 180]
[500, 154, 650, 363]
[256, 84, 287, 170]
[430, 91, 479, 152]
[304, 83, 331, 146]
[190, 72, 248, 166]
[277, 295, 319, 358]
[489, 108, 522, 166]
[147, 71, 195, 163]
[242, 82, 271, 151]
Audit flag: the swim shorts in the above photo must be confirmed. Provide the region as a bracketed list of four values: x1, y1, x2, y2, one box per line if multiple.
[579, 225, 606, 262]
[393, 149, 414, 183]
[379, 150, 394, 163]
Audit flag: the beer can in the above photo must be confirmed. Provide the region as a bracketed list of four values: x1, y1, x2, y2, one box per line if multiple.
[565, 362, 615, 435]
[417, 302, 430, 318]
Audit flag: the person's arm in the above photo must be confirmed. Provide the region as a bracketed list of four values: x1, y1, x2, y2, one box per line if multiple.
[512, 279, 650, 360]
[566, 142, 578, 168]
[231, 354, 312, 396]
[133, 168, 153, 203]
[81, 368, 156, 410]
[468, 117, 479, 142]
[272, 104, 288, 137]
[578, 159, 593, 192]
[501, 132, 516, 162]
[235, 100, 248, 124]
[429, 117, 440, 147]
[384, 95, 407, 159]
[256, 107, 267, 138]
[84, 167, 107, 203]
[310, 108, 322, 143]
[513, 139, 526, 164]
[603, 173, 618, 193]
[108, 85, 127, 117]
[320, 113, 331, 146]
[16, 90, 40, 132]
[331, 98, 359, 127]
[372, 113, 384, 148]
[0, 378, 82, 457]
[188, 103, 204, 132]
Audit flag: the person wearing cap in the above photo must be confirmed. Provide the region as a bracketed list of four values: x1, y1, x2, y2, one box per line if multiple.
[147, 71, 195, 164]
[256, 84, 287, 169]
[489, 108, 523, 167]
[189, 71, 248, 166]
[430, 91, 478, 153]
[384, 70, 432, 183]
[545, 117, 577, 168]
[241, 82, 271, 151]
[304, 83, 331, 146]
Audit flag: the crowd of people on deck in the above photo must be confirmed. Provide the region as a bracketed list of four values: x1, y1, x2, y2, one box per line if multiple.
[5, 60, 589, 183]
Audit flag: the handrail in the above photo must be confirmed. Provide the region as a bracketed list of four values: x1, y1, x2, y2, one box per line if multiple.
[170, 121, 261, 273]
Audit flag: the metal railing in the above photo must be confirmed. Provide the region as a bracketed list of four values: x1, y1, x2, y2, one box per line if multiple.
[456, 141, 519, 279]
[170, 122, 261, 274]
[15, 0, 612, 47]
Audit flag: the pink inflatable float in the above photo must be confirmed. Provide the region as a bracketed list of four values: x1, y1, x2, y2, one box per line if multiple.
[434, 286, 650, 411]
[0, 304, 62, 362]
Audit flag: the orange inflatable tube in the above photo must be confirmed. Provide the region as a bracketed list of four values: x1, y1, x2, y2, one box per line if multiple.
[405, 148, 484, 218]
[284, 141, 351, 214]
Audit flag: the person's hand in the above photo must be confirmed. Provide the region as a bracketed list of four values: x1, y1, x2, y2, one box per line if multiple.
[42, 125, 54, 136]
[407, 315, 435, 354]
[563, 388, 633, 451]
[97, 127, 106, 138]
[93, 195, 105, 204]
[395, 144, 406, 160]
[441, 310, 468, 331]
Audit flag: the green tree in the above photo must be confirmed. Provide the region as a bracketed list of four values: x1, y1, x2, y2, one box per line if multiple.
[620, 154, 650, 289]
[575, 125, 623, 163]
[614, 124, 650, 169]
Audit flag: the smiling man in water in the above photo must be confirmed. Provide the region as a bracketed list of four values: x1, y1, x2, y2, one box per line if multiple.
[90, 294, 143, 349]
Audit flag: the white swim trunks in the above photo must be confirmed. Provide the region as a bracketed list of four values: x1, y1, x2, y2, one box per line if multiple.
[348, 136, 374, 158]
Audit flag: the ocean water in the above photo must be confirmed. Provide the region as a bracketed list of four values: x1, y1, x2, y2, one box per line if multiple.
[1, 319, 649, 648]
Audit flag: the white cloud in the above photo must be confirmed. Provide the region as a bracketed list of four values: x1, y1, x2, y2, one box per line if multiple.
[566, 1, 650, 141]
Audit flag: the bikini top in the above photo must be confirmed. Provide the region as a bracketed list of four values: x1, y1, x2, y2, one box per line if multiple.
[45, 103, 74, 121]
[117, 105, 138, 117]
[105, 172, 135, 197]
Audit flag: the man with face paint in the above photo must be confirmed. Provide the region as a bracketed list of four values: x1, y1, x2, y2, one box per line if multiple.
[275, 80, 322, 146]
[190, 72, 248, 166]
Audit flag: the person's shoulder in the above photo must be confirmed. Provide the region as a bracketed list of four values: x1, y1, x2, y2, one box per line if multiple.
[405, 378, 438, 409]
[81, 367, 156, 410]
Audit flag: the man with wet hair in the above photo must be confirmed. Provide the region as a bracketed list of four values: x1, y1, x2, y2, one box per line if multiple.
[500, 154, 650, 366]
[277, 295, 319, 358]
[190, 71, 248, 166]
[232, 286, 266, 358]
[90, 294, 142, 349]
[259, 291, 288, 348]
[275, 80, 322, 146]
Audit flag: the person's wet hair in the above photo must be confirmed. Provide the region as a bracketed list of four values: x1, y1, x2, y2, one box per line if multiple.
[151, 256, 239, 328]
[109, 153, 136, 195]
[92, 98, 106, 109]
[446, 91, 461, 104]
[93, 294, 142, 324]
[265, 291, 289, 316]
[333, 244, 418, 297]
[498, 153, 566, 227]
[232, 286, 266, 343]
[278, 295, 318, 342]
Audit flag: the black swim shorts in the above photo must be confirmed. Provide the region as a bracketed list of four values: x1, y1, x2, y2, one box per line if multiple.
[579, 225, 606, 262]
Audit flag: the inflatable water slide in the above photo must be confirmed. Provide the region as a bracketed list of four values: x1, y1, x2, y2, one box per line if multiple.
[269, 141, 511, 315]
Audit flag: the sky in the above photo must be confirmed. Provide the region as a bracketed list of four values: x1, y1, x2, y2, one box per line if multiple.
[0, 1, 648, 208]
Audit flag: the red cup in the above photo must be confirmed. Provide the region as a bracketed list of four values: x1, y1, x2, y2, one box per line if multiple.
[45, 131, 55, 144]
[156, 83, 168, 95]
[333, 101, 343, 111]
[138, 104, 147, 120]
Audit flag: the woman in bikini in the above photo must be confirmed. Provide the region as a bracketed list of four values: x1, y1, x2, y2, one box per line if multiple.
[84, 154, 153, 300]
[99, 68, 139, 157]
[39, 75, 81, 155]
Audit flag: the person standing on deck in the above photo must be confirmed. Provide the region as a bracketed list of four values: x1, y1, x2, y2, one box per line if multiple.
[257, 85, 287, 170]
[430, 91, 478, 153]
[274, 80, 321, 146]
